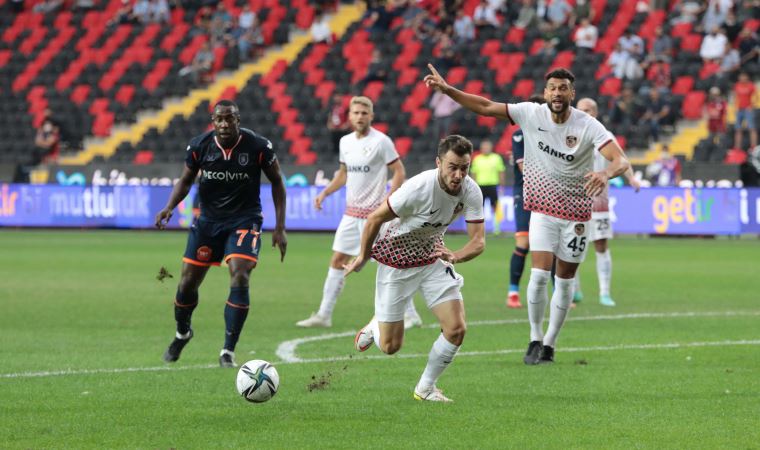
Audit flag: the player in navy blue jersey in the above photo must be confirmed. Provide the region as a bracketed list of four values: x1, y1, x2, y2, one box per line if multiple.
[155, 100, 287, 368]
[507, 95, 545, 309]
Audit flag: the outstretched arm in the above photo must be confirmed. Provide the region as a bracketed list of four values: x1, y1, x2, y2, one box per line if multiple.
[155, 165, 197, 229]
[263, 159, 288, 262]
[423, 64, 509, 119]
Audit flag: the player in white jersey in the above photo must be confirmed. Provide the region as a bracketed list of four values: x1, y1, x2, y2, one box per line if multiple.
[346, 135, 485, 402]
[572, 98, 640, 307]
[295, 96, 422, 328]
[296, 96, 422, 327]
[424, 65, 630, 364]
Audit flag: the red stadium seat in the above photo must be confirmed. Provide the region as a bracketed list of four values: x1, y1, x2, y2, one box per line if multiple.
[446, 67, 467, 86]
[671, 76, 694, 95]
[134, 150, 155, 165]
[681, 91, 706, 120]
[394, 137, 412, 158]
[599, 77, 622, 96]
[680, 34, 702, 53]
[512, 79, 535, 100]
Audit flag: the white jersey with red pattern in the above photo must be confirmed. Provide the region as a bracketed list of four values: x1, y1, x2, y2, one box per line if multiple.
[371, 169, 484, 269]
[340, 127, 400, 218]
[592, 148, 610, 216]
[506, 102, 614, 222]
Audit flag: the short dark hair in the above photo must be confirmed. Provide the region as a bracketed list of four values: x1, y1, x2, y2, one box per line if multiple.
[437, 134, 473, 158]
[214, 100, 239, 113]
[544, 68, 575, 85]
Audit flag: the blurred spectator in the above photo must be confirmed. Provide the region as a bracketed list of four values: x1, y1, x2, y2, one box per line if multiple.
[608, 42, 642, 80]
[453, 9, 475, 44]
[75, 0, 95, 10]
[366, 1, 397, 38]
[640, 89, 671, 143]
[646, 145, 681, 186]
[610, 86, 640, 128]
[737, 28, 759, 67]
[702, 0, 728, 31]
[569, 0, 594, 27]
[34, 118, 60, 165]
[33, 0, 62, 13]
[643, 56, 671, 95]
[359, 50, 388, 87]
[650, 25, 673, 62]
[618, 28, 645, 59]
[473, 0, 500, 30]
[238, 18, 264, 61]
[670, 0, 704, 25]
[109, 0, 135, 26]
[239, 4, 256, 30]
[718, 46, 741, 80]
[430, 90, 461, 139]
[734, 72, 758, 151]
[514, 0, 538, 28]
[326, 93, 350, 154]
[150, 0, 171, 24]
[545, 0, 571, 29]
[574, 17, 598, 53]
[722, 11, 742, 43]
[179, 41, 214, 84]
[412, 9, 437, 43]
[705, 87, 728, 141]
[635, 0, 649, 13]
[133, 0, 151, 24]
[700, 26, 728, 63]
[736, 0, 760, 23]
[434, 34, 459, 72]
[311, 11, 333, 44]
[212, 2, 231, 23]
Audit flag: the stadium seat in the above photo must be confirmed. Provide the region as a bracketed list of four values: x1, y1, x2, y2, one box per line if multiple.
[681, 91, 706, 120]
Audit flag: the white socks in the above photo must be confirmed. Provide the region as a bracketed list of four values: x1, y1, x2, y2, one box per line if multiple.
[574, 272, 582, 295]
[418, 333, 460, 391]
[596, 250, 612, 296]
[317, 267, 345, 318]
[527, 268, 551, 342]
[543, 276, 574, 348]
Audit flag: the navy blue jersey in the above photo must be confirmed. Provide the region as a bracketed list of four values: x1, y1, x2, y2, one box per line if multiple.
[512, 129, 525, 198]
[185, 128, 276, 221]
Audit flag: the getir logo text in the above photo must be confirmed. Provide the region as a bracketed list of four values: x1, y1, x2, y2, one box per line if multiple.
[652, 189, 713, 233]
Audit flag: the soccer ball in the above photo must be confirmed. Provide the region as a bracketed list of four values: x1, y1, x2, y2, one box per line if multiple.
[236, 360, 279, 403]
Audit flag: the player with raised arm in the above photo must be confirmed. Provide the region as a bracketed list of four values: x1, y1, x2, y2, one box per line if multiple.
[572, 98, 640, 307]
[423, 65, 630, 365]
[155, 100, 287, 368]
[295, 96, 423, 329]
[347, 135, 485, 402]
[507, 95, 545, 309]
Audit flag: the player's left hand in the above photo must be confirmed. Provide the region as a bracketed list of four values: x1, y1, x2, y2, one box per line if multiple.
[583, 171, 609, 197]
[630, 177, 642, 193]
[343, 255, 368, 276]
[272, 228, 287, 262]
[434, 243, 458, 264]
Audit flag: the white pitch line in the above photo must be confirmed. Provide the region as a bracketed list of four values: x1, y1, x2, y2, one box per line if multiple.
[2, 340, 759, 380]
[276, 310, 760, 362]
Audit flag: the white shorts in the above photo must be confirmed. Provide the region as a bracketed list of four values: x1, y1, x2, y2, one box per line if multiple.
[332, 215, 366, 255]
[529, 212, 590, 263]
[589, 212, 613, 242]
[374, 260, 464, 322]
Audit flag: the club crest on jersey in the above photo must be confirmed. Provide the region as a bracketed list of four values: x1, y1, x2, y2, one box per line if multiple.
[238, 153, 249, 166]
[447, 202, 464, 223]
[574, 223, 585, 236]
[566, 135, 578, 147]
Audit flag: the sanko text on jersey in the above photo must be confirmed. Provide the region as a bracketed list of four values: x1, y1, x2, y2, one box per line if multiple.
[346, 165, 371, 173]
[538, 141, 575, 162]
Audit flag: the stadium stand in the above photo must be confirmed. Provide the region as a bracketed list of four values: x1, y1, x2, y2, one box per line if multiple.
[2, 0, 759, 171]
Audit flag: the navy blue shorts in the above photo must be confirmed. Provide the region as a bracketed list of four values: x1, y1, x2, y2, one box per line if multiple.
[514, 197, 531, 236]
[183, 217, 263, 267]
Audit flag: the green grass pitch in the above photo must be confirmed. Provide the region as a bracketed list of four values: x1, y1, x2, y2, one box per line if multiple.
[0, 230, 758, 449]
